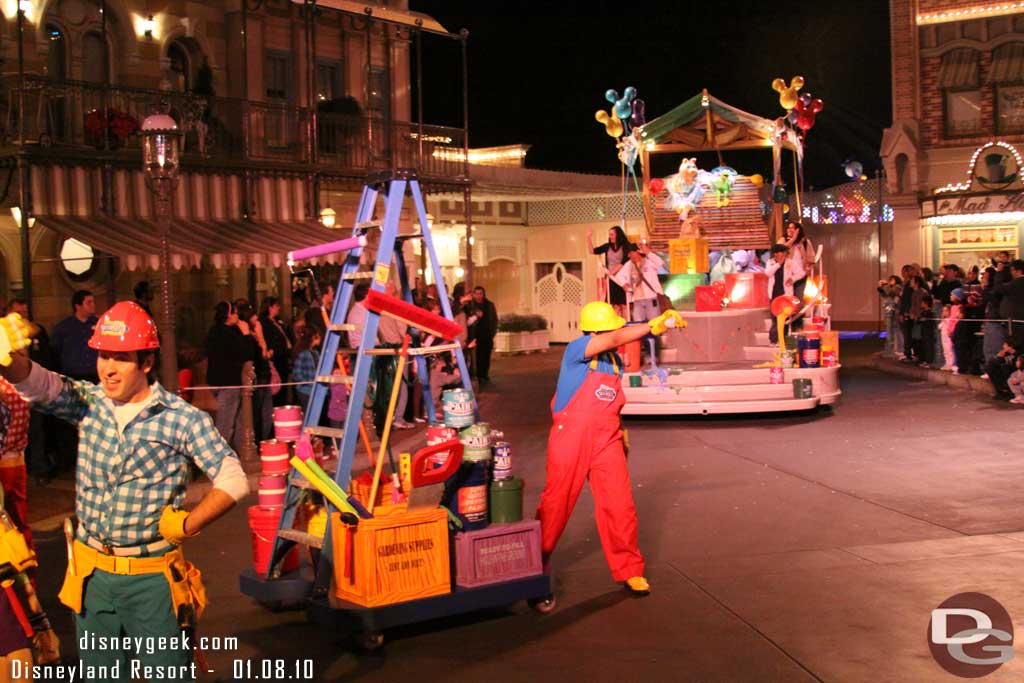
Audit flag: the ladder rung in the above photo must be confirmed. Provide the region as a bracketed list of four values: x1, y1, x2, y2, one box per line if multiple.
[278, 529, 323, 549]
[304, 426, 346, 439]
[355, 221, 382, 230]
[363, 342, 462, 357]
[328, 323, 356, 332]
[342, 272, 374, 281]
[315, 374, 354, 384]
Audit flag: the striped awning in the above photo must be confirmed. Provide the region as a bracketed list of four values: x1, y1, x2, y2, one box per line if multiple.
[940, 48, 980, 88]
[989, 42, 1024, 83]
[35, 215, 350, 271]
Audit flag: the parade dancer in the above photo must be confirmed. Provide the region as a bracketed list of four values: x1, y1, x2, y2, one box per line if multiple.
[537, 301, 684, 604]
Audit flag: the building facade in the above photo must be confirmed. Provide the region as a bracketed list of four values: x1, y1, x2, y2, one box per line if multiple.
[883, 0, 1024, 273]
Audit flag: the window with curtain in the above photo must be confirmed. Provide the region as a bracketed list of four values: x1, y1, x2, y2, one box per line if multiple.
[940, 48, 981, 137]
[992, 43, 1024, 133]
[367, 66, 389, 116]
[264, 52, 291, 101]
[316, 60, 344, 103]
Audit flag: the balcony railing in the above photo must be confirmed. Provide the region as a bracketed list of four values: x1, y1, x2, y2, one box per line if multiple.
[0, 75, 468, 179]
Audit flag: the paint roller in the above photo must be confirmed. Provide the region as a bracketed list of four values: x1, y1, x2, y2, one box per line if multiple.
[294, 436, 374, 519]
[364, 289, 465, 341]
[287, 235, 368, 266]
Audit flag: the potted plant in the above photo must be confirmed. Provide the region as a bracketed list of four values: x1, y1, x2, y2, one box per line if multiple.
[84, 108, 140, 150]
[495, 313, 549, 353]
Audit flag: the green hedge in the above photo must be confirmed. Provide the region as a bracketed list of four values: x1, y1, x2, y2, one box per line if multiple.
[498, 314, 549, 333]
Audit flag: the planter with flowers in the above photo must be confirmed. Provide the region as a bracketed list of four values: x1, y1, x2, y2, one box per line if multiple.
[495, 314, 549, 354]
[84, 108, 140, 150]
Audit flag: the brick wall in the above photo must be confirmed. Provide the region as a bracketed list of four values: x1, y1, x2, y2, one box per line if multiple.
[892, 0, 918, 122]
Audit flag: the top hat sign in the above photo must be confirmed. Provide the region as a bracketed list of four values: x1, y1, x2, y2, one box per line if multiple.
[975, 148, 1019, 189]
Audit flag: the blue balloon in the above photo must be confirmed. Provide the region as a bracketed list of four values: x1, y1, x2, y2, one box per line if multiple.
[605, 89, 619, 104]
[624, 86, 637, 101]
[615, 100, 633, 120]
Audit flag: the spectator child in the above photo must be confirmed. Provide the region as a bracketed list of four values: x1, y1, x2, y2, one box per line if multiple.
[1008, 355, 1024, 405]
[941, 289, 963, 372]
[292, 326, 321, 413]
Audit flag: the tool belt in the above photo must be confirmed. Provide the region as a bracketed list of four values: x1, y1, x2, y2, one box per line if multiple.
[58, 540, 208, 621]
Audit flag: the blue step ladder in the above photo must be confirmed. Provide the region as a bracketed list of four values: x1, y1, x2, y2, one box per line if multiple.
[265, 169, 473, 586]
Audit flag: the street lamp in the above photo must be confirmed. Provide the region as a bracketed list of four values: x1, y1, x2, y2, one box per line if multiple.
[319, 207, 336, 228]
[10, 206, 34, 229]
[141, 113, 181, 393]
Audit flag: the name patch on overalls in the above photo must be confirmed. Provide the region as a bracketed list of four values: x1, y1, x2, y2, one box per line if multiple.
[594, 384, 617, 402]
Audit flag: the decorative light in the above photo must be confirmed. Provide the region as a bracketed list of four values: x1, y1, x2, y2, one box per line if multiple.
[917, 3, 1024, 25]
[455, 267, 465, 278]
[18, 0, 30, 11]
[925, 211, 1024, 225]
[10, 206, 34, 228]
[934, 141, 1024, 194]
[432, 145, 529, 165]
[140, 114, 181, 181]
[319, 207, 336, 228]
[142, 15, 155, 39]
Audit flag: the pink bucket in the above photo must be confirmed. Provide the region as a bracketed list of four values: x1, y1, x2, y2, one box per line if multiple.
[273, 405, 303, 442]
[258, 475, 288, 508]
[260, 439, 291, 476]
[248, 506, 299, 575]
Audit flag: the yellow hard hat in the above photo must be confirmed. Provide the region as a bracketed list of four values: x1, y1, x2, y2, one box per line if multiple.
[579, 301, 626, 332]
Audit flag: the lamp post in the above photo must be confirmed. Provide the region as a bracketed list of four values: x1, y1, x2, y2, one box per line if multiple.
[141, 113, 181, 393]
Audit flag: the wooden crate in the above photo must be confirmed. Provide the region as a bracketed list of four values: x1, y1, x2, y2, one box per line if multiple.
[453, 520, 543, 589]
[668, 238, 709, 274]
[331, 507, 450, 607]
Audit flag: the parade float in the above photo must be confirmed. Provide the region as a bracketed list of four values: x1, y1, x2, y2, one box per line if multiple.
[594, 82, 841, 415]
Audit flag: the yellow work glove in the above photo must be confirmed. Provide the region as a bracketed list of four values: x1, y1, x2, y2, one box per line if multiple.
[32, 628, 61, 664]
[0, 527, 37, 573]
[648, 310, 686, 336]
[159, 506, 197, 546]
[0, 313, 33, 367]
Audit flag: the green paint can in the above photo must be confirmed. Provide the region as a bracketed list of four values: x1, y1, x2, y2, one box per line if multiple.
[489, 477, 524, 524]
[628, 375, 643, 387]
[792, 378, 813, 399]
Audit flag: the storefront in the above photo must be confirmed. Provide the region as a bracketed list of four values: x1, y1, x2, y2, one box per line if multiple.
[920, 141, 1024, 270]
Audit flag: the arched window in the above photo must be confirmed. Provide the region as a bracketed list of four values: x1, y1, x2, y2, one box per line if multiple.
[940, 48, 981, 137]
[46, 23, 67, 80]
[82, 32, 109, 84]
[168, 40, 190, 92]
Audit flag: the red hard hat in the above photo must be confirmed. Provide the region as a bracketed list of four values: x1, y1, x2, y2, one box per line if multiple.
[88, 301, 160, 351]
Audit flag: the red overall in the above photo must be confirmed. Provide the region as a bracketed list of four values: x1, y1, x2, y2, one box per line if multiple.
[536, 355, 644, 582]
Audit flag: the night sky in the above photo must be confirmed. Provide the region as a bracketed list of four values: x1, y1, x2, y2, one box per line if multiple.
[411, 0, 892, 190]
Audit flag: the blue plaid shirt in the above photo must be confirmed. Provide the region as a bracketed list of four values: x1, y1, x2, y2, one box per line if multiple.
[34, 376, 238, 548]
[292, 349, 319, 398]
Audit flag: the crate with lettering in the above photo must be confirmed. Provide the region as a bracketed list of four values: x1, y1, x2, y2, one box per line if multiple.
[452, 520, 543, 589]
[331, 507, 450, 607]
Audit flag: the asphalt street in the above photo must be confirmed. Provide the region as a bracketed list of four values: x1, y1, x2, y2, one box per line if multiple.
[26, 340, 1024, 682]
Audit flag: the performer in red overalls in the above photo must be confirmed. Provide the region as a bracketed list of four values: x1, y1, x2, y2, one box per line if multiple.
[537, 301, 684, 604]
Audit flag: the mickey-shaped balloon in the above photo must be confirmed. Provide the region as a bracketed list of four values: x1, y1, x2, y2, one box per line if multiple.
[771, 76, 805, 111]
[595, 109, 623, 138]
[631, 98, 646, 129]
[615, 87, 637, 121]
[795, 93, 824, 133]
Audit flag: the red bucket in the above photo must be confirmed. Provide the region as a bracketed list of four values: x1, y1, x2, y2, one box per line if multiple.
[273, 405, 303, 442]
[248, 505, 299, 575]
[426, 425, 458, 446]
[260, 439, 291, 475]
[258, 475, 287, 508]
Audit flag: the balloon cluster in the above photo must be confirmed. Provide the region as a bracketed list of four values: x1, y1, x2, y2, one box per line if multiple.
[595, 86, 646, 140]
[771, 75, 823, 139]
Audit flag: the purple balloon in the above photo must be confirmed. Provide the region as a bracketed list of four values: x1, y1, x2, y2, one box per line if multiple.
[798, 92, 813, 108]
[631, 98, 646, 127]
[788, 109, 799, 125]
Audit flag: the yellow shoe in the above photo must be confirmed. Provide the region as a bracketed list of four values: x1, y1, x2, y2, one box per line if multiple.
[625, 576, 650, 595]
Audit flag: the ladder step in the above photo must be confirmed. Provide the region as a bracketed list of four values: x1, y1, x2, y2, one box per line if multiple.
[277, 528, 324, 549]
[315, 374, 354, 384]
[355, 221, 382, 230]
[304, 426, 346, 439]
[342, 272, 374, 281]
[328, 323, 356, 332]
[362, 342, 461, 357]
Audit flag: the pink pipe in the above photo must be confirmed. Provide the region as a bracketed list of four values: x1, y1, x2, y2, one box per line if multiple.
[288, 235, 367, 263]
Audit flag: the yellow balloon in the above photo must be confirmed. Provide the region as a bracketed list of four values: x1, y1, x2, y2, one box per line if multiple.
[595, 109, 624, 138]
[771, 76, 804, 111]
[748, 173, 764, 188]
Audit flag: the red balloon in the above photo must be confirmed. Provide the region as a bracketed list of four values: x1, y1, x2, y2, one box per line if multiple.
[649, 178, 665, 195]
[771, 295, 801, 317]
[710, 280, 727, 297]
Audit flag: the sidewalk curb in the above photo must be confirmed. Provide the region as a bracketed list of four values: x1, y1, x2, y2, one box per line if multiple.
[870, 354, 995, 395]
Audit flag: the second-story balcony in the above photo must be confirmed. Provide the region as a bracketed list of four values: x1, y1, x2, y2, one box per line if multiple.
[0, 75, 468, 182]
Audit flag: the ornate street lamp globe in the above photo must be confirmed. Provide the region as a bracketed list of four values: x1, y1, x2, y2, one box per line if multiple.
[141, 113, 181, 181]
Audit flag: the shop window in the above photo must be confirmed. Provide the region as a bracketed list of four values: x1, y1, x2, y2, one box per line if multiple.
[997, 84, 1024, 133]
[945, 89, 983, 136]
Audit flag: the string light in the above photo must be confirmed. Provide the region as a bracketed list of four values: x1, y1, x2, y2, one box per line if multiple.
[917, 3, 1024, 25]
[924, 211, 1024, 225]
[433, 145, 529, 165]
[934, 140, 1024, 194]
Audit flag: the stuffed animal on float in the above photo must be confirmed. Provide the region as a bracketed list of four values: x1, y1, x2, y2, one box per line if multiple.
[678, 213, 704, 239]
[708, 166, 738, 208]
[709, 249, 737, 282]
[731, 249, 764, 273]
[617, 128, 641, 170]
[665, 158, 705, 220]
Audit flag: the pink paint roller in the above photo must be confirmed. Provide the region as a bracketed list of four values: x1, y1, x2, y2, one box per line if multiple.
[287, 235, 367, 265]
[364, 289, 465, 341]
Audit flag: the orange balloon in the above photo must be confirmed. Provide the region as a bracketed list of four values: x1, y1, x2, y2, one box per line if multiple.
[595, 109, 623, 138]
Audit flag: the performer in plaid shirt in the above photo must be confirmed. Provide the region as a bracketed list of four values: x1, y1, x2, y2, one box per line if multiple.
[0, 302, 249, 680]
[0, 376, 32, 551]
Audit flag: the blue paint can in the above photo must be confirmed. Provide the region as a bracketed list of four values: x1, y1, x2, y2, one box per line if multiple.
[492, 442, 512, 480]
[442, 388, 476, 427]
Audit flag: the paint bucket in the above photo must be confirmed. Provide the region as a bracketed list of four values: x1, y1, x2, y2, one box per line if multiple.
[792, 378, 813, 399]
[248, 505, 299, 575]
[769, 366, 784, 384]
[258, 475, 288, 508]
[821, 345, 837, 367]
[273, 405, 303, 442]
[798, 335, 821, 368]
[492, 442, 512, 481]
[489, 477, 523, 524]
[426, 425, 458, 446]
[463, 446, 492, 462]
[259, 439, 291, 476]
[781, 350, 796, 368]
[618, 340, 642, 374]
[444, 458, 491, 531]
[628, 375, 643, 388]
[442, 389, 476, 428]
[460, 423, 491, 449]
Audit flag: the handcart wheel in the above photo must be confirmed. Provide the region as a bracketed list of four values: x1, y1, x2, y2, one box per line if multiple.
[529, 594, 557, 614]
[356, 631, 384, 651]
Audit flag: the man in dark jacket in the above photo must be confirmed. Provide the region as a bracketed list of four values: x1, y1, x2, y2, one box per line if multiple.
[466, 286, 498, 388]
[206, 301, 259, 444]
[996, 259, 1024, 327]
